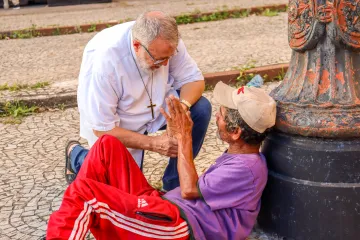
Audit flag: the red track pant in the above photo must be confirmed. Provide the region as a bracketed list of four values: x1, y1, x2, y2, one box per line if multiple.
[46, 135, 189, 240]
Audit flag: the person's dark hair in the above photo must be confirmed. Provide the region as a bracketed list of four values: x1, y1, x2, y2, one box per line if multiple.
[224, 107, 271, 145]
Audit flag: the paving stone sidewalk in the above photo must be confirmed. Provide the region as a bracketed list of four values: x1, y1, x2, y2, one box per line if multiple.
[0, 83, 284, 240]
[0, 12, 290, 95]
[1, 1, 291, 238]
[0, 0, 287, 31]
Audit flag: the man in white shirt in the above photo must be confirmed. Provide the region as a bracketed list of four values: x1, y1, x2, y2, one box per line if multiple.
[65, 11, 212, 191]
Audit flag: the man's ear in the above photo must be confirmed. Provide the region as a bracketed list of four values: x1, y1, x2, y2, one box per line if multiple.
[231, 127, 242, 141]
[133, 40, 141, 52]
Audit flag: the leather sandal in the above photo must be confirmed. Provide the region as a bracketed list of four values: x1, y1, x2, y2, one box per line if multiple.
[65, 140, 80, 185]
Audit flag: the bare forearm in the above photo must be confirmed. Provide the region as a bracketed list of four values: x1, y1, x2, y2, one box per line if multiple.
[178, 136, 199, 199]
[93, 127, 154, 151]
[180, 80, 205, 105]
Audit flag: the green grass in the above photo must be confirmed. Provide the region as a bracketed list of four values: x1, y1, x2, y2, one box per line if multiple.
[175, 15, 195, 24]
[204, 64, 286, 92]
[0, 6, 287, 40]
[175, 9, 251, 24]
[0, 81, 50, 92]
[261, 8, 280, 17]
[87, 24, 97, 33]
[1, 118, 22, 124]
[30, 81, 50, 89]
[0, 83, 30, 91]
[9, 24, 40, 39]
[0, 101, 38, 118]
[273, 68, 286, 81]
[235, 62, 286, 86]
[174, 6, 286, 25]
[58, 103, 66, 111]
[0, 101, 40, 124]
[74, 26, 82, 33]
[236, 60, 257, 86]
[53, 28, 61, 36]
[11, 30, 34, 39]
[204, 84, 214, 91]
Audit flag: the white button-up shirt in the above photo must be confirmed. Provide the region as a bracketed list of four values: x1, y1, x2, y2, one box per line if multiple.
[77, 21, 204, 166]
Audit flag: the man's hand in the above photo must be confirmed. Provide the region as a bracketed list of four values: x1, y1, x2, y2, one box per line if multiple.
[161, 95, 199, 199]
[152, 132, 178, 157]
[160, 95, 193, 141]
[165, 101, 189, 138]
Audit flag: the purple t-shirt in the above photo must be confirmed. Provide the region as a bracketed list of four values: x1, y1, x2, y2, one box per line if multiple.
[164, 153, 268, 240]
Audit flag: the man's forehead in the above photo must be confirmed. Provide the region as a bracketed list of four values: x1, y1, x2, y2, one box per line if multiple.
[150, 38, 175, 50]
[145, 11, 166, 18]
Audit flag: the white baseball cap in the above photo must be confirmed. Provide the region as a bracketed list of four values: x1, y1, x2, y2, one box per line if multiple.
[213, 81, 277, 133]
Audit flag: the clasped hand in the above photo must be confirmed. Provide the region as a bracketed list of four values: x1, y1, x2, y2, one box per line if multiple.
[161, 95, 193, 141]
[153, 96, 193, 157]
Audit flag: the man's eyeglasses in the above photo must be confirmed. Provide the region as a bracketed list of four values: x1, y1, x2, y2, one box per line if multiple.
[140, 43, 178, 65]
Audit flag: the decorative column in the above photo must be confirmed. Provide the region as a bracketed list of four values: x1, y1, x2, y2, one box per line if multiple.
[257, 0, 360, 239]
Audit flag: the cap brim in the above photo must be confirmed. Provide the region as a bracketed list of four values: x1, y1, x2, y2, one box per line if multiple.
[213, 81, 237, 109]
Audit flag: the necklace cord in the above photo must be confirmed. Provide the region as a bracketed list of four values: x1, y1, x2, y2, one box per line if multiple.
[130, 50, 154, 101]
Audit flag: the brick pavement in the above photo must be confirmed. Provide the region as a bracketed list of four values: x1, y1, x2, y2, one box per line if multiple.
[0, 0, 287, 31]
[0, 84, 283, 239]
[0, 1, 290, 238]
[0, 13, 290, 86]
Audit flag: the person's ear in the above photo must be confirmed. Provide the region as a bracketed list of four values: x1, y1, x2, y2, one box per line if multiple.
[133, 40, 141, 52]
[231, 127, 242, 141]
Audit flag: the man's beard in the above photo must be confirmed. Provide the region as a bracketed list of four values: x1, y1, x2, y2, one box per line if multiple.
[138, 52, 153, 74]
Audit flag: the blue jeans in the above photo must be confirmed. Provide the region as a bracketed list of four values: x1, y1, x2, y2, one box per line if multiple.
[70, 95, 212, 191]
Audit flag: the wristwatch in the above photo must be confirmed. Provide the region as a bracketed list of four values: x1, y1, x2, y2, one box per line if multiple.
[180, 99, 192, 109]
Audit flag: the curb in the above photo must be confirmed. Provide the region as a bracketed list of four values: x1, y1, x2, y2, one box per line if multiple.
[11, 92, 78, 109]
[0, 4, 287, 40]
[204, 63, 288, 86]
[0, 63, 288, 109]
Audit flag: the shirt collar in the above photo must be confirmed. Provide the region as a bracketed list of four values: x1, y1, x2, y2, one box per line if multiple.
[215, 151, 262, 165]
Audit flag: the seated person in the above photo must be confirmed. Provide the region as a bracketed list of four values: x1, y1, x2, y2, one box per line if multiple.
[46, 82, 276, 240]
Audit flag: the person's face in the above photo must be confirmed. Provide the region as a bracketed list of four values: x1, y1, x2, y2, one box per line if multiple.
[134, 37, 177, 71]
[216, 106, 243, 143]
[215, 106, 232, 142]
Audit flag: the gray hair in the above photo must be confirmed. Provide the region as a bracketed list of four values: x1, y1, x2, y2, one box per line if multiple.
[132, 11, 179, 47]
[224, 107, 270, 145]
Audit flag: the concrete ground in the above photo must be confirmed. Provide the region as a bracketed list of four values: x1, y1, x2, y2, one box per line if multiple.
[0, 0, 287, 31]
[0, 84, 283, 240]
[0, 0, 291, 239]
[0, 13, 290, 86]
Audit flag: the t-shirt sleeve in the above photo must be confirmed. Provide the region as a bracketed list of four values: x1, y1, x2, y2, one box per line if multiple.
[82, 71, 121, 132]
[169, 39, 204, 90]
[197, 162, 255, 211]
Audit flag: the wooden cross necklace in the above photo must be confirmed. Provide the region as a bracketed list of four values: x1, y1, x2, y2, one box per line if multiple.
[131, 50, 156, 119]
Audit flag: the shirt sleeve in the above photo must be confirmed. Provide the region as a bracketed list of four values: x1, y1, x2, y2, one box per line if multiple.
[82, 71, 121, 132]
[169, 39, 204, 90]
[197, 162, 255, 211]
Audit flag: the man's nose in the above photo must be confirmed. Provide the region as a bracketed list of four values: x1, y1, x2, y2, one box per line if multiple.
[215, 112, 220, 119]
